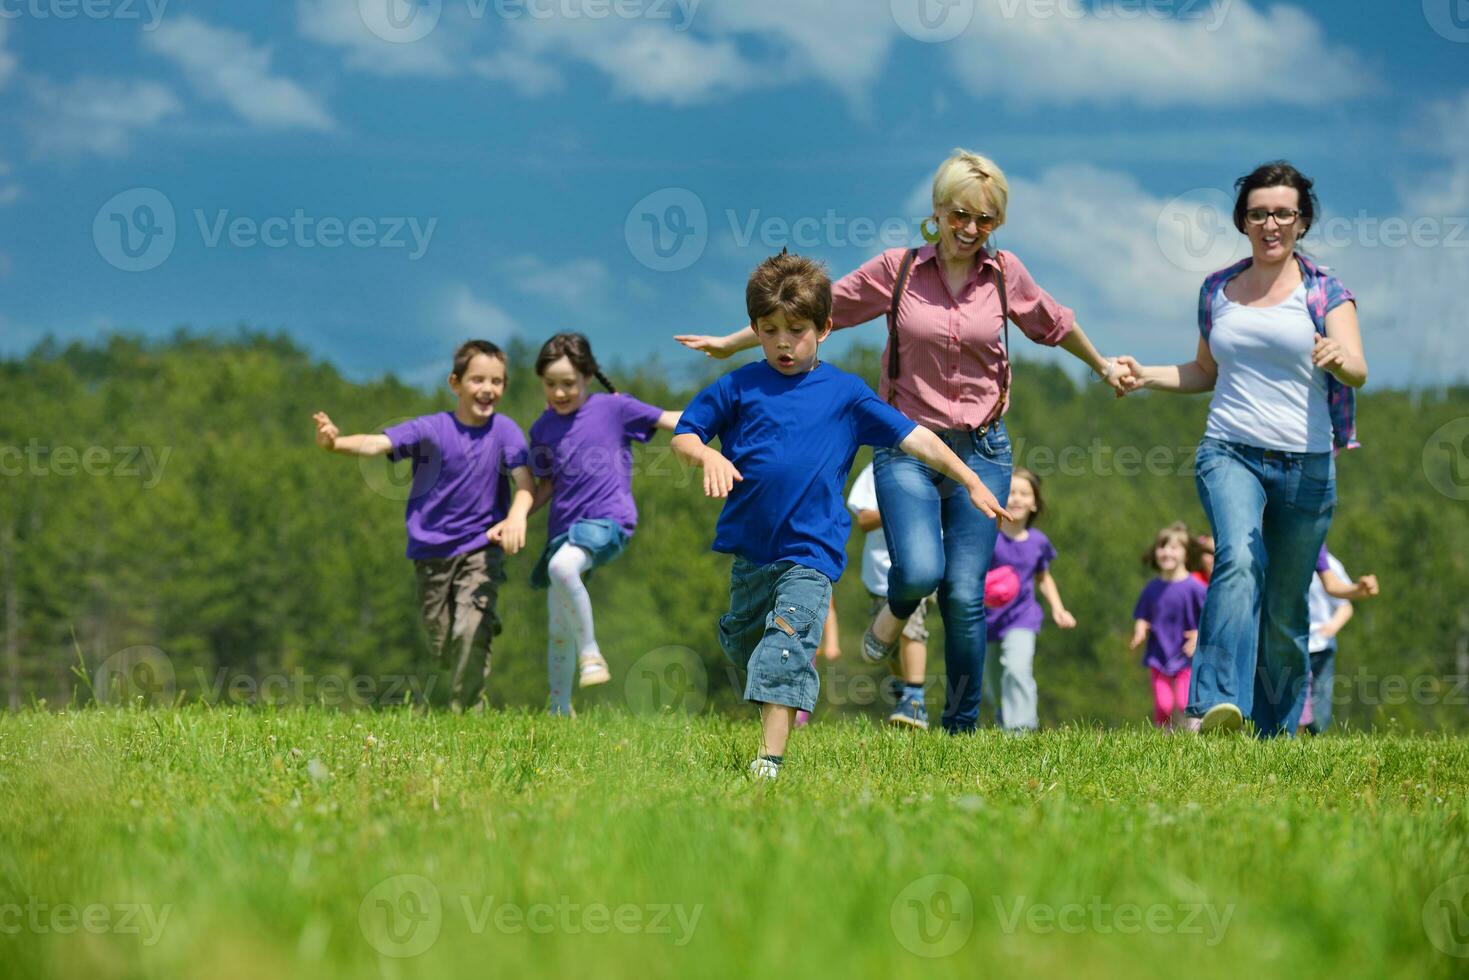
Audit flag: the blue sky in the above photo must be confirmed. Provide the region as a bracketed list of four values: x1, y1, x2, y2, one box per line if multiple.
[1, 0, 1465, 389]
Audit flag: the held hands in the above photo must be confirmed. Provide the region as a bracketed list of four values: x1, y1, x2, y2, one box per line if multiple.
[1053, 608, 1077, 630]
[674, 334, 736, 360]
[1098, 357, 1136, 398]
[701, 448, 743, 498]
[1112, 356, 1148, 396]
[312, 411, 339, 450]
[486, 515, 528, 555]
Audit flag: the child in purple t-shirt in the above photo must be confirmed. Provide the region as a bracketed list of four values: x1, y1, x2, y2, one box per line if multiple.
[527, 333, 681, 716]
[984, 467, 1077, 731]
[1130, 522, 1207, 729]
[313, 340, 534, 711]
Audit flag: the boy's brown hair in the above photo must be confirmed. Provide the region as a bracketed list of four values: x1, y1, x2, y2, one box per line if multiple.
[451, 339, 505, 379]
[746, 250, 832, 329]
[1142, 521, 1192, 571]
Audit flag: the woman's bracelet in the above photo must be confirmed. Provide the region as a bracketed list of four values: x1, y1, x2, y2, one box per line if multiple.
[1092, 358, 1118, 384]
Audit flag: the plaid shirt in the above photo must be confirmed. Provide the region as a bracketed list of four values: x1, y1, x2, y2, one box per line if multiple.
[1197, 252, 1359, 453]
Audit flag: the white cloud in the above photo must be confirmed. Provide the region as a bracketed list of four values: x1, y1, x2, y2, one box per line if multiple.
[297, 0, 462, 77]
[27, 77, 182, 158]
[1402, 93, 1469, 216]
[469, 48, 565, 97]
[449, 285, 518, 343]
[145, 16, 337, 131]
[502, 255, 612, 305]
[949, 0, 1371, 107]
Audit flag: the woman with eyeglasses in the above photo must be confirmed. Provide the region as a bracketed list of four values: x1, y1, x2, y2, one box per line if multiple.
[676, 149, 1129, 734]
[1117, 160, 1368, 737]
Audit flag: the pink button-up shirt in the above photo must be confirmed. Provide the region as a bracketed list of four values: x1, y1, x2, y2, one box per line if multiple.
[831, 245, 1075, 431]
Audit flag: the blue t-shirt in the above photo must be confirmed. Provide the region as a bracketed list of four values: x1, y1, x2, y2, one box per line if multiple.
[675, 361, 917, 582]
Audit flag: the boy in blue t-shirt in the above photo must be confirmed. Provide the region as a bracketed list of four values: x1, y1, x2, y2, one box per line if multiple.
[672, 252, 1012, 779]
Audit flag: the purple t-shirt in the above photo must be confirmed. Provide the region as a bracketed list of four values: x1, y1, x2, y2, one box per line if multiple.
[383, 411, 530, 561]
[1133, 576, 1207, 676]
[987, 528, 1057, 640]
[529, 392, 664, 540]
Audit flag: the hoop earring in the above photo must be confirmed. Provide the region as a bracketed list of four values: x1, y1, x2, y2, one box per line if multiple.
[920, 216, 940, 244]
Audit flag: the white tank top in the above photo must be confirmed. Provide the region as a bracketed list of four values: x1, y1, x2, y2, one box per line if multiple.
[1203, 283, 1332, 453]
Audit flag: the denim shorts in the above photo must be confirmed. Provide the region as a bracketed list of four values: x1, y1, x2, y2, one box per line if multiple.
[529, 518, 629, 590]
[718, 558, 832, 712]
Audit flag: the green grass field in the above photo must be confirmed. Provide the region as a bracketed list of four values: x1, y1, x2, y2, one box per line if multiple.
[3, 707, 1468, 979]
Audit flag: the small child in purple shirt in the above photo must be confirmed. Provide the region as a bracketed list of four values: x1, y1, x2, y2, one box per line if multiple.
[313, 340, 534, 711]
[527, 333, 681, 716]
[984, 467, 1077, 732]
[1130, 522, 1207, 729]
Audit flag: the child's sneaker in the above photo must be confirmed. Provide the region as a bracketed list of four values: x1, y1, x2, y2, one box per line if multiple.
[577, 653, 611, 688]
[860, 622, 899, 664]
[749, 757, 780, 781]
[887, 688, 929, 730]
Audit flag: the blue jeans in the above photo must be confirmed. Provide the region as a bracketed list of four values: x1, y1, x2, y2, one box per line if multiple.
[874, 421, 1013, 734]
[718, 558, 831, 712]
[1190, 437, 1335, 737]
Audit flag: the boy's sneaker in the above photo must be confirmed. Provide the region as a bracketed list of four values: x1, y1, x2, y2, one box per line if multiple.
[577, 653, 611, 688]
[1199, 703, 1243, 734]
[860, 623, 899, 664]
[888, 689, 929, 730]
[749, 758, 780, 781]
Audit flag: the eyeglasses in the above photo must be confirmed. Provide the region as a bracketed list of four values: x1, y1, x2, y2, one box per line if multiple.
[945, 207, 998, 231]
[1244, 208, 1301, 226]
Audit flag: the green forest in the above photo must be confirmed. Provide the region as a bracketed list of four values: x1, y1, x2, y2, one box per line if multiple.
[4, 331, 1467, 729]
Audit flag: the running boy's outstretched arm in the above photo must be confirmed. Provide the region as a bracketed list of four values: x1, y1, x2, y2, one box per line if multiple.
[314, 412, 392, 456]
[897, 427, 1013, 522]
[671, 433, 742, 498]
[486, 465, 535, 555]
